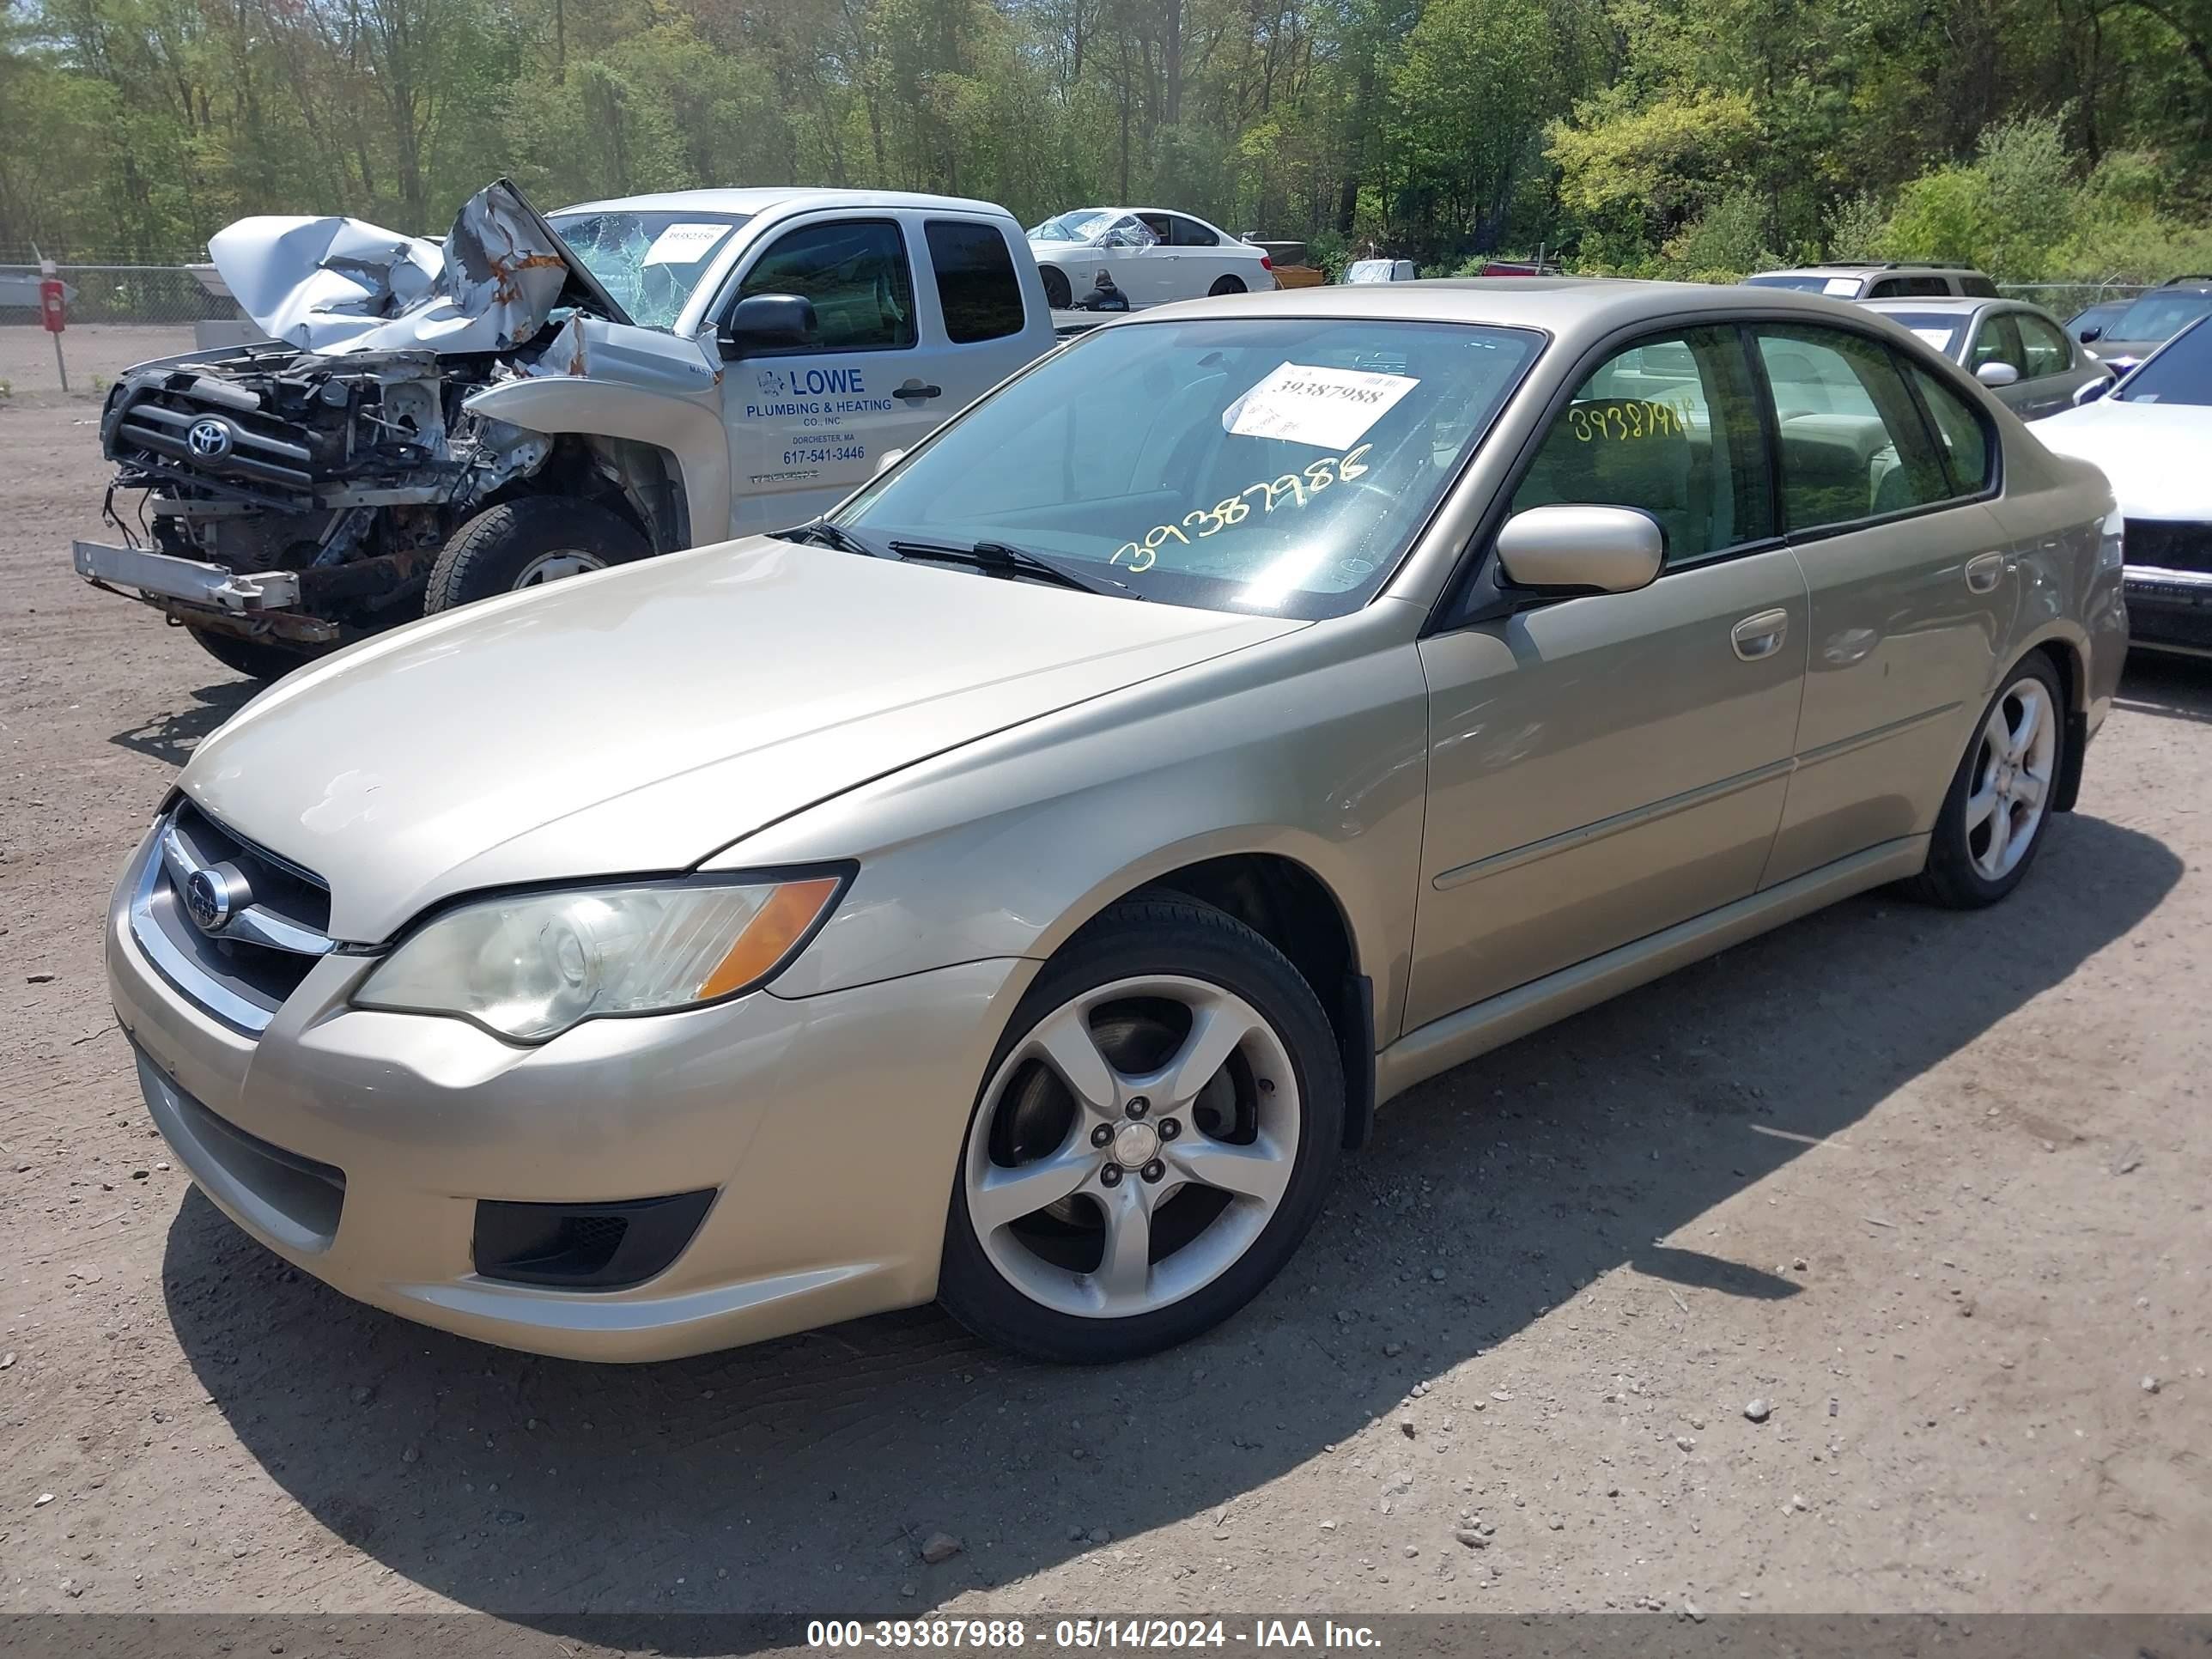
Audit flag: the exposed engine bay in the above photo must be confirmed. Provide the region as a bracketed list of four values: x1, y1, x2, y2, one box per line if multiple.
[82, 178, 717, 666]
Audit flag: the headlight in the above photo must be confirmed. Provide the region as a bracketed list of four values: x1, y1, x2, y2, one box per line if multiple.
[354, 873, 846, 1042]
[2099, 506, 2125, 573]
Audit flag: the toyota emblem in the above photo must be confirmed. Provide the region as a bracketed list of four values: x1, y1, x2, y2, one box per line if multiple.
[185, 416, 234, 459]
[183, 866, 239, 933]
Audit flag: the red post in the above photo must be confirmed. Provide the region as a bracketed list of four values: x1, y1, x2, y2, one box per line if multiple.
[39, 262, 68, 391]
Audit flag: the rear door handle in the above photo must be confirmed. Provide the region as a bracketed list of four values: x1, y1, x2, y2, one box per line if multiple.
[895, 380, 943, 402]
[1731, 608, 1790, 661]
[1965, 551, 2009, 594]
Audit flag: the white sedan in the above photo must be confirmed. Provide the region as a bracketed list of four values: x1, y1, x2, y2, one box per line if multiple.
[1027, 208, 1275, 309]
[2032, 314, 2212, 658]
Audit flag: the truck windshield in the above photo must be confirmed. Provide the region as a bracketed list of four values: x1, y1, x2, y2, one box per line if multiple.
[547, 210, 751, 330]
[836, 316, 1543, 619]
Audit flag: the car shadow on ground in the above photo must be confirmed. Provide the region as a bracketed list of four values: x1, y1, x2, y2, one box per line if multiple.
[161, 803, 2180, 1632]
[109, 678, 255, 767]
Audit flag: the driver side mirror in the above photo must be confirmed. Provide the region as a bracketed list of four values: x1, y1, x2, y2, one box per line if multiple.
[2078, 325, 2104, 343]
[1975, 361, 2021, 388]
[721, 294, 817, 358]
[873, 448, 906, 477]
[1495, 505, 1664, 594]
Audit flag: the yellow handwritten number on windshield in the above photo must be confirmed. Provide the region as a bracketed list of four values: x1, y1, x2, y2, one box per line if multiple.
[1113, 445, 1372, 572]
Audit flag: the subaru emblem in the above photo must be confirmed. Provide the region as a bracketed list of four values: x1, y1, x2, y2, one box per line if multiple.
[183, 867, 238, 933]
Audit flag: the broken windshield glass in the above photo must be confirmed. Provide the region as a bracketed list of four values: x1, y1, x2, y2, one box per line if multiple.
[547, 210, 750, 331]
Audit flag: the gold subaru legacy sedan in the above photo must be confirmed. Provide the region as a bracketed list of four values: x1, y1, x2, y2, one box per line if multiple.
[108, 281, 2126, 1364]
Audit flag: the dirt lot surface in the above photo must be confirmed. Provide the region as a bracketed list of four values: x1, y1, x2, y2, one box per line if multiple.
[2, 365, 2207, 1623]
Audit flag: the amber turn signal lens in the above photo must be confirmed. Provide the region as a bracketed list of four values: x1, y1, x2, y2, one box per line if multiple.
[695, 877, 843, 1000]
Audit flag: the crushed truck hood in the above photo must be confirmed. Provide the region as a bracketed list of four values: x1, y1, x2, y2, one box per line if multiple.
[210, 179, 631, 356]
[179, 540, 1304, 941]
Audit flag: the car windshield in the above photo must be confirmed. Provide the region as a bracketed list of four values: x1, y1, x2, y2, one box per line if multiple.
[1030, 210, 1116, 243]
[546, 210, 751, 330]
[2108, 289, 2212, 342]
[1881, 313, 1967, 358]
[2115, 317, 2212, 405]
[835, 316, 1543, 619]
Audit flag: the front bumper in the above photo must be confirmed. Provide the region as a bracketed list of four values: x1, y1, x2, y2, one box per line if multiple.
[107, 828, 1030, 1361]
[74, 540, 340, 645]
[2124, 565, 2212, 657]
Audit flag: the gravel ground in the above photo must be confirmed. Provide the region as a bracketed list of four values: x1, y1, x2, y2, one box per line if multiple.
[1, 380, 2207, 1623]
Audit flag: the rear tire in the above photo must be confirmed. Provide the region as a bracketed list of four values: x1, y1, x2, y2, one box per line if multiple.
[186, 627, 317, 684]
[939, 896, 1344, 1363]
[426, 496, 649, 613]
[1208, 276, 1248, 296]
[1042, 267, 1073, 310]
[1907, 653, 2064, 908]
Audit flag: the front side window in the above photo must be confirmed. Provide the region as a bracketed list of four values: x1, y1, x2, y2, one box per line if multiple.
[1507, 328, 1776, 567]
[1969, 313, 2026, 376]
[1754, 325, 1952, 532]
[734, 220, 916, 353]
[836, 318, 1541, 618]
[2016, 313, 2071, 378]
[925, 220, 1024, 344]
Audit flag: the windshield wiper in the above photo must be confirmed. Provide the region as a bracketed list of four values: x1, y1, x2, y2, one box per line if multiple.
[887, 538, 1139, 599]
[773, 520, 886, 558]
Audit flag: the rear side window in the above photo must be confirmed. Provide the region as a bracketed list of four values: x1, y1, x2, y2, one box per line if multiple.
[1905, 364, 1994, 494]
[1874, 276, 1949, 298]
[1753, 325, 1953, 532]
[1169, 216, 1219, 247]
[924, 220, 1024, 344]
[1960, 275, 2000, 298]
[1508, 327, 1777, 567]
[2017, 313, 2071, 378]
[736, 219, 916, 352]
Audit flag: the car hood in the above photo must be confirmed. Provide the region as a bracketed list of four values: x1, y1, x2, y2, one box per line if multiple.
[210, 178, 632, 357]
[179, 540, 1304, 941]
[2031, 398, 2212, 520]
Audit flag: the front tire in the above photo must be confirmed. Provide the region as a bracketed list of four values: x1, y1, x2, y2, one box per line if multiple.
[1041, 266, 1073, 310]
[939, 896, 1343, 1363]
[425, 496, 649, 613]
[1909, 653, 2064, 908]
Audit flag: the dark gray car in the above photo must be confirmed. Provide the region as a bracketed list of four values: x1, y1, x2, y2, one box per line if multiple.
[2078, 279, 2212, 374]
[1862, 297, 2112, 419]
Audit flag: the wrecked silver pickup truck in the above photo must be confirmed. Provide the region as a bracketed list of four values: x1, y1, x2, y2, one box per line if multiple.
[73, 179, 1059, 678]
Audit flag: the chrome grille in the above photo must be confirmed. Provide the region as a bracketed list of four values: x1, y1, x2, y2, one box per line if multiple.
[130, 801, 334, 1034]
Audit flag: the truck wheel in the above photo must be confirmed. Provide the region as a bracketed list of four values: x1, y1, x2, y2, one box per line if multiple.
[187, 628, 318, 684]
[427, 497, 649, 613]
[1042, 267, 1073, 310]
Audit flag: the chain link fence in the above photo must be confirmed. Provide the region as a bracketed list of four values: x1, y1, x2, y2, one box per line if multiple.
[0, 261, 234, 326]
[1997, 281, 2150, 318]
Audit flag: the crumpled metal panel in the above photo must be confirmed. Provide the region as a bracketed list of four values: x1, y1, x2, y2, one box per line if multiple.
[208, 181, 576, 357]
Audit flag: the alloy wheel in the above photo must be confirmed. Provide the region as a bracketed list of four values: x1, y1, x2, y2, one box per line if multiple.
[963, 975, 1301, 1320]
[1967, 675, 2057, 881]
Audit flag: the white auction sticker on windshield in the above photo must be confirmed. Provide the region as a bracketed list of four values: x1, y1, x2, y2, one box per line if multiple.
[643, 222, 732, 266]
[1224, 363, 1419, 449]
[1910, 328, 1955, 349]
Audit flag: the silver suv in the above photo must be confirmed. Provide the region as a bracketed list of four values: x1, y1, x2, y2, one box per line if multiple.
[1746, 263, 2000, 301]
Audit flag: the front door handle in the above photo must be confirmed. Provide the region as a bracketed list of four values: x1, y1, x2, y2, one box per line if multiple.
[1965, 551, 2009, 594]
[895, 380, 943, 402]
[1731, 608, 1790, 661]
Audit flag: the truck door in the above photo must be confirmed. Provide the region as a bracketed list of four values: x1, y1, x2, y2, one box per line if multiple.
[718, 216, 945, 537]
[916, 216, 1042, 416]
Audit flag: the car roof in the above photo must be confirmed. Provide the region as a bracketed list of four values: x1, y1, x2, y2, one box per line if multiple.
[1859, 297, 1994, 314]
[553, 186, 1014, 219]
[1088, 276, 1912, 341]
